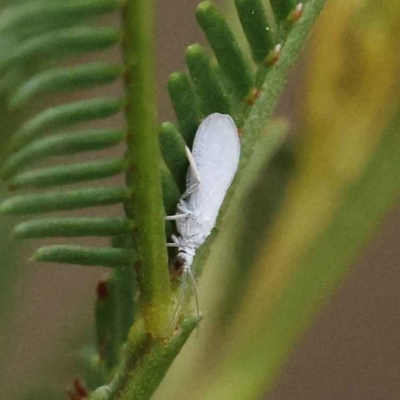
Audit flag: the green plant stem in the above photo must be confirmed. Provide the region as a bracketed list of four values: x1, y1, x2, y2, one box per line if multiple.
[117, 317, 197, 399]
[120, 0, 172, 336]
[90, 317, 197, 400]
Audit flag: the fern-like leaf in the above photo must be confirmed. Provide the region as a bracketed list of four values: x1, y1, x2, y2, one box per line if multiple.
[0, 0, 327, 399]
[0, 1, 128, 268]
[0, 0, 135, 378]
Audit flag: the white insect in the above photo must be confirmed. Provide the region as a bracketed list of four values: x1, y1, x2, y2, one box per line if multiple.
[166, 112, 240, 321]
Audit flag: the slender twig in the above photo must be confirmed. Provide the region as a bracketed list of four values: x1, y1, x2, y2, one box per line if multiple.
[120, 0, 172, 336]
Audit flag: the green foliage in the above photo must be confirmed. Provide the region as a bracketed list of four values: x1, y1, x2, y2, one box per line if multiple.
[1, 129, 125, 179]
[35, 245, 136, 267]
[235, 0, 275, 63]
[0, 3, 136, 396]
[8, 97, 124, 152]
[0, 0, 326, 398]
[186, 44, 231, 115]
[196, 1, 253, 101]
[13, 217, 134, 239]
[2, 0, 399, 400]
[0, 187, 130, 215]
[159, 122, 188, 193]
[10, 158, 126, 189]
[9, 62, 122, 109]
[270, 0, 300, 22]
[167, 72, 201, 147]
[2, 26, 119, 63]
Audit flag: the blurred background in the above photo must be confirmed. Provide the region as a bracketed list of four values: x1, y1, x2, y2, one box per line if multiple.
[1, 1, 400, 399]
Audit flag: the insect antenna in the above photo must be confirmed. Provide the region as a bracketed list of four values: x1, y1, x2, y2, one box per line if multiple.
[186, 267, 200, 323]
[167, 267, 188, 331]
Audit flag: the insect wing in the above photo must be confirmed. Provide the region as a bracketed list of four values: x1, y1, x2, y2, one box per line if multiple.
[187, 113, 240, 233]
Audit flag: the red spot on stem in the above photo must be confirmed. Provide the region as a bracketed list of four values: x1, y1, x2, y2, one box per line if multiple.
[7, 183, 18, 192]
[97, 281, 108, 300]
[265, 44, 282, 67]
[126, 130, 134, 142]
[123, 68, 131, 84]
[134, 260, 142, 274]
[288, 3, 303, 23]
[245, 88, 261, 106]
[74, 378, 88, 398]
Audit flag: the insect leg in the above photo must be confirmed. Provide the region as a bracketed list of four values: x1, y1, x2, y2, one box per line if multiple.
[165, 213, 189, 221]
[186, 267, 200, 326]
[182, 146, 201, 198]
[165, 201, 192, 220]
[166, 234, 180, 247]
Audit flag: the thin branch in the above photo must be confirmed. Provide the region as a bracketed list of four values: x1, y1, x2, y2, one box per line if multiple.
[120, 0, 173, 336]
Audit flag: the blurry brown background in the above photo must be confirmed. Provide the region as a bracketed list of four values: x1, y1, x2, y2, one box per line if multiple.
[1, 1, 400, 399]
